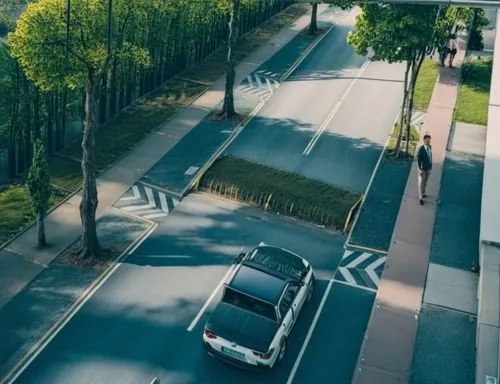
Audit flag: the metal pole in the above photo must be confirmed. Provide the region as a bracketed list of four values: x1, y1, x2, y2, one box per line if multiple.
[107, 0, 112, 55]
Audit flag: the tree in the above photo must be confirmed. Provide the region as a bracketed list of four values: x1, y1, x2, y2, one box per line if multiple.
[26, 139, 52, 249]
[308, 0, 355, 35]
[9, 0, 151, 260]
[215, 0, 259, 120]
[348, 4, 441, 157]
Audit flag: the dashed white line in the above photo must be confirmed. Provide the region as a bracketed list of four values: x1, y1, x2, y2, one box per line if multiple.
[303, 60, 370, 156]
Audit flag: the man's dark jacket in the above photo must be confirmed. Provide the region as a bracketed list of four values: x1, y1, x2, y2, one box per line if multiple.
[417, 145, 432, 171]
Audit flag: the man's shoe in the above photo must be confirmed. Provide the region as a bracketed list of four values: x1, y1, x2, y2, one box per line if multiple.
[420, 199, 424, 205]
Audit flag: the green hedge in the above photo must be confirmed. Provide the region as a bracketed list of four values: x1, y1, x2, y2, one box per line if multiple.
[198, 155, 361, 231]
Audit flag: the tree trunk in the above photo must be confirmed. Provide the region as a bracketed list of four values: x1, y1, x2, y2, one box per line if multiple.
[395, 60, 411, 158]
[37, 211, 47, 249]
[308, 2, 318, 35]
[218, 0, 240, 120]
[405, 52, 426, 155]
[79, 73, 101, 260]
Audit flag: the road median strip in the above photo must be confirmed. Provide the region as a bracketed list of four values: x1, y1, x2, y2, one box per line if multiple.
[197, 155, 361, 232]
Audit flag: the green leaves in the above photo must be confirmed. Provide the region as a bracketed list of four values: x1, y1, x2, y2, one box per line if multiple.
[27, 139, 52, 216]
[347, 4, 440, 64]
[8, 0, 152, 92]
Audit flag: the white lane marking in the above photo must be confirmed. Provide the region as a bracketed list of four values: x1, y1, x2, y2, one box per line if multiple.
[159, 192, 169, 213]
[143, 212, 169, 219]
[121, 204, 154, 212]
[366, 256, 386, 270]
[366, 269, 380, 288]
[338, 267, 356, 285]
[184, 166, 200, 176]
[131, 208, 164, 216]
[286, 278, 335, 384]
[246, 75, 253, 86]
[187, 264, 236, 332]
[303, 59, 370, 156]
[5, 222, 158, 384]
[255, 74, 263, 88]
[333, 278, 377, 293]
[144, 186, 155, 207]
[133, 185, 141, 199]
[345, 252, 373, 269]
[119, 196, 140, 201]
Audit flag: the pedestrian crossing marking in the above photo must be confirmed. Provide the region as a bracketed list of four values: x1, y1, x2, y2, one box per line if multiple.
[237, 70, 281, 99]
[334, 250, 386, 291]
[114, 183, 179, 222]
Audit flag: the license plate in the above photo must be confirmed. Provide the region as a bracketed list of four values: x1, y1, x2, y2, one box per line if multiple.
[221, 346, 245, 361]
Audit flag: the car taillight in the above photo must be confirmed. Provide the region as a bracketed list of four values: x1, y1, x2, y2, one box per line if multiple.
[253, 349, 274, 360]
[204, 329, 217, 339]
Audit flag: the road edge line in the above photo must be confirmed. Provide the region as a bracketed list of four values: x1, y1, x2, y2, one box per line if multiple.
[343, 110, 401, 250]
[0, 221, 158, 384]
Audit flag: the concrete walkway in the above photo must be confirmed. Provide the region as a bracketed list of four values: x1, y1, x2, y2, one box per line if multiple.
[351, 41, 466, 383]
[0, 5, 328, 310]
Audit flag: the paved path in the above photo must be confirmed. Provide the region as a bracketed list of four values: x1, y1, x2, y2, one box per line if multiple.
[0, 5, 327, 311]
[351, 42, 466, 383]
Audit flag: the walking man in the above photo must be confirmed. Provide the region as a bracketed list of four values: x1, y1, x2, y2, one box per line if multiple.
[417, 134, 432, 205]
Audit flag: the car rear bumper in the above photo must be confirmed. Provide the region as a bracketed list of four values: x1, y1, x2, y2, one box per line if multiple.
[203, 341, 272, 370]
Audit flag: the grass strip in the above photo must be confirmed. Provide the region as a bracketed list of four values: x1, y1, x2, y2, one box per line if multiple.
[0, 185, 69, 245]
[198, 155, 361, 231]
[413, 58, 439, 111]
[454, 57, 492, 126]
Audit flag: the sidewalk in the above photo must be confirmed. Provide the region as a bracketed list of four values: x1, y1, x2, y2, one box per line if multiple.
[0, 5, 330, 310]
[351, 42, 466, 383]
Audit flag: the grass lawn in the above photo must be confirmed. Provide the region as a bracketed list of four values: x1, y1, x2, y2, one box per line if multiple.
[413, 58, 440, 111]
[0, 185, 69, 245]
[199, 155, 361, 231]
[454, 58, 492, 125]
[0, 3, 310, 246]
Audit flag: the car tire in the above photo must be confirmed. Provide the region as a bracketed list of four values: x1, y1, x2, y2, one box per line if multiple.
[275, 338, 287, 367]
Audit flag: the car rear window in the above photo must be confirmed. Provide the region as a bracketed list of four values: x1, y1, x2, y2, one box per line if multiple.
[248, 247, 305, 281]
[222, 287, 277, 322]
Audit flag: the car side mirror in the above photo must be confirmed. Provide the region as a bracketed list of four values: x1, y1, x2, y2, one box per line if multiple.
[234, 252, 245, 264]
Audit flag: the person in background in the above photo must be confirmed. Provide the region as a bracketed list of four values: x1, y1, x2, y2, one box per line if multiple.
[417, 134, 433, 206]
[447, 33, 458, 68]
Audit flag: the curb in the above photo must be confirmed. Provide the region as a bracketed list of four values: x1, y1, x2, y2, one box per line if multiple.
[0, 220, 158, 384]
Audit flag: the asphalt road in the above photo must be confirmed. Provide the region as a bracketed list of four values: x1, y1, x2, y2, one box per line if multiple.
[226, 8, 405, 194]
[12, 193, 375, 384]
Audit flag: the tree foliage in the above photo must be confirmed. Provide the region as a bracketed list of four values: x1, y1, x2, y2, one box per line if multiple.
[348, 4, 472, 156]
[9, 0, 152, 259]
[26, 138, 51, 248]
